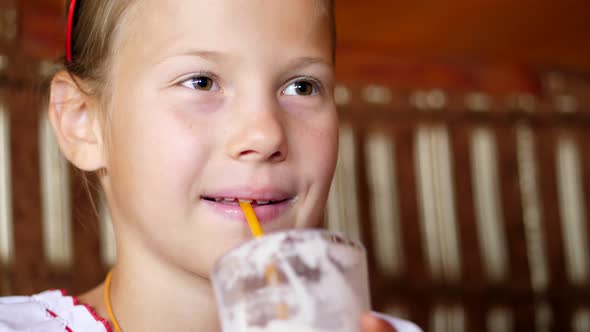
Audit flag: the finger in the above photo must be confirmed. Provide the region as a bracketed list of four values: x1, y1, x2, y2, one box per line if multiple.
[361, 312, 397, 332]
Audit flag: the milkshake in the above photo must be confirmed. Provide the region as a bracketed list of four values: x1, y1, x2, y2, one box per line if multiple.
[212, 229, 370, 332]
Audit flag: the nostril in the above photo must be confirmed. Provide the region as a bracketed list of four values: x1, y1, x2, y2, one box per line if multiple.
[269, 151, 283, 161]
[237, 150, 283, 161]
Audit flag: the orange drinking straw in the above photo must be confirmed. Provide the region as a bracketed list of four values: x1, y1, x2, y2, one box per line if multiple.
[239, 201, 264, 238]
[238, 201, 288, 318]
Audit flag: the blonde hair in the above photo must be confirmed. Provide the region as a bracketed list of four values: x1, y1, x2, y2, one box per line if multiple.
[64, 0, 132, 97]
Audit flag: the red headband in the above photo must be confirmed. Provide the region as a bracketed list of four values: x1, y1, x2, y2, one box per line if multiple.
[66, 0, 79, 63]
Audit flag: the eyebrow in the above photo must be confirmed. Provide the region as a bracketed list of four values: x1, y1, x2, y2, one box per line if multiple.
[285, 56, 333, 71]
[157, 48, 332, 71]
[156, 49, 231, 65]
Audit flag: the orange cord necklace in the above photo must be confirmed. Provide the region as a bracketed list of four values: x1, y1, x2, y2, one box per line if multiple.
[104, 271, 123, 332]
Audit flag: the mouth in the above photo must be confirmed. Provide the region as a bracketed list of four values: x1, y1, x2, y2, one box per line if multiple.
[199, 192, 295, 224]
[200, 196, 290, 207]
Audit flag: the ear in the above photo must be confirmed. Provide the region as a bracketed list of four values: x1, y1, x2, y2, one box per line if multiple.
[48, 71, 106, 172]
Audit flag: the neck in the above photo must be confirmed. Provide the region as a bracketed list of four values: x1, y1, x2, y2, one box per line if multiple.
[111, 241, 221, 332]
[82, 243, 221, 332]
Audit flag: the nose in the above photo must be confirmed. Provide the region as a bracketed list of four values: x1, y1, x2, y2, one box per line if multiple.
[226, 103, 287, 163]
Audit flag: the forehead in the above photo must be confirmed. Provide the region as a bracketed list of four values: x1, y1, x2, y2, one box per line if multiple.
[117, 0, 332, 67]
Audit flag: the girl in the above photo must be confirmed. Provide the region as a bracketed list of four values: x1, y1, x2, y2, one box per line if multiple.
[0, 1, 420, 331]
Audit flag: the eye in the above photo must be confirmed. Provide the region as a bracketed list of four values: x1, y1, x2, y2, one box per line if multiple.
[180, 75, 219, 91]
[283, 80, 318, 96]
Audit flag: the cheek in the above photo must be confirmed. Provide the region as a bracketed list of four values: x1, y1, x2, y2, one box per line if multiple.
[289, 109, 339, 182]
[287, 110, 338, 229]
[105, 105, 215, 209]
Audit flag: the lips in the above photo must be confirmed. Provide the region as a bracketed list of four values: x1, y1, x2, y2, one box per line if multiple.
[200, 197, 289, 207]
[200, 190, 294, 224]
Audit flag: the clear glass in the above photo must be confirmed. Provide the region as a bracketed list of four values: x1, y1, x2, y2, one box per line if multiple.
[212, 229, 370, 332]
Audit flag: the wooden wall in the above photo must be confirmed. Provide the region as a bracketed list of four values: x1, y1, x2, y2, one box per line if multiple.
[334, 0, 590, 74]
[6, 0, 590, 77]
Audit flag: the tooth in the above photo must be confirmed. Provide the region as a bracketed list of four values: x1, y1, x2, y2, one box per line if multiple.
[224, 198, 236, 202]
[238, 199, 253, 203]
[257, 200, 270, 205]
[214, 198, 223, 202]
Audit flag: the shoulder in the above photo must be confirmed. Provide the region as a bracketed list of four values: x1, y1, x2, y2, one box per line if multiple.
[0, 290, 111, 332]
[372, 311, 423, 332]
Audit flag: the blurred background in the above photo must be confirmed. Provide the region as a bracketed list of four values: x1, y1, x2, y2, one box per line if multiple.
[1, 1, 590, 331]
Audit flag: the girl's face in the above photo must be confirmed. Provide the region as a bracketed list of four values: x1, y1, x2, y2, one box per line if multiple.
[101, 0, 338, 276]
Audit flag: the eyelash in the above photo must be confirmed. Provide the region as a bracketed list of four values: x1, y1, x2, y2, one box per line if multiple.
[178, 71, 221, 90]
[283, 76, 323, 96]
[177, 73, 324, 95]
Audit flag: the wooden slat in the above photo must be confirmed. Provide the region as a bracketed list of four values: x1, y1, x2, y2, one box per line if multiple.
[583, 123, 590, 248]
[364, 130, 404, 277]
[534, 301, 552, 332]
[487, 306, 514, 332]
[415, 123, 462, 282]
[555, 131, 589, 286]
[429, 303, 466, 332]
[494, 122, 533, 311]
[0, 100, 13, 267]
[573, 308, 590, 332]
[534, 125, 568, 288]
[516, 123, 550, 293]
[580, 126, 590, 289]
[0, 98, 12, 296]
[469, 126, 509, 283]
[39, 109, 73, 269]
[326, 125, 362, 240]
[351, 125, 375, 276]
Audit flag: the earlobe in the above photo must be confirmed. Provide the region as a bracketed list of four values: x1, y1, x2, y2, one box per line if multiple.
[48, 71, 106, 172]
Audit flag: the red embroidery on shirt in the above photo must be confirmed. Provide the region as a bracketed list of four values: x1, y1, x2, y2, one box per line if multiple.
[56, 289, 113, 332]
[47, 309, 58, 317]
[46, 309, 74, 332]
[82, 304, 113, 332]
